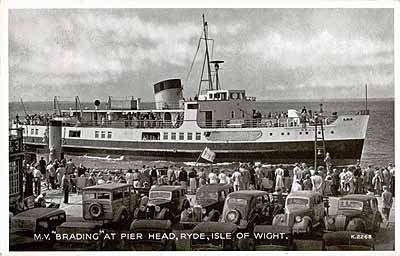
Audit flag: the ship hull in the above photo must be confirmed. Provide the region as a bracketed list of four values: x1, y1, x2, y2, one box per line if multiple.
[23, 136, 364, 164]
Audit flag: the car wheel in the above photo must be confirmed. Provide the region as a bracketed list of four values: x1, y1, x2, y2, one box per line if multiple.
[88, 203, 103, 218]
[374, 221, 380, 233]
[306, 222, 312, 234]
[237, 238, 255, 251]
[119, 210, 128, 224]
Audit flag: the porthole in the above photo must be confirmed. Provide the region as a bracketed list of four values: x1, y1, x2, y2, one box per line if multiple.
[299, 132, 302, 135]
[318, 131, 321, 135]
[330, 131, 334, 134]
[269, 133, 273, 136]
[281, 132, 284, 136]
[287, 132, 290, 135]
[305, 132, 309, 135]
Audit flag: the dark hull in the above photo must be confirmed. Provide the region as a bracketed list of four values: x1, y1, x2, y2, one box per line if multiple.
[23, 136, 365, 165]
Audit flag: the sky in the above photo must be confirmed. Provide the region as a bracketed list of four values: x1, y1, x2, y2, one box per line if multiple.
[8, 8, 394, 102]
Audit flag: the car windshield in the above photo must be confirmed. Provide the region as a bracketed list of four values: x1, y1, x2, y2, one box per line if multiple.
[227, 198, 247, 206]
[338, 200, 363, 211]
[149, 191, 172, 200]
[286, 198, 308, 207]
[196, 191, 218, 200]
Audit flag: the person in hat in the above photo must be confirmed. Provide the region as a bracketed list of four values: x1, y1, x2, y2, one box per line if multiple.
[303, 174, 312, 191]
[62, 174, 71, 204]
[188, 168, 197, 194]
[178, 167, 188, 188]
[381, 185, 393, 226]
[372, 168, 382, 196]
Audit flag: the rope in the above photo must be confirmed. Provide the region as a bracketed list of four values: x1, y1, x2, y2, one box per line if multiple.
[185, 31, 203, 86]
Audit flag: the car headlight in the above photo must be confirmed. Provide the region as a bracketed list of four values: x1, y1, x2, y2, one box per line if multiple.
[227, 212, 237, 222]
[328, 218, 335, 224]
[295, 216, 302, 223]
[155, 206, 160, 212]
[37, 221, 48, 229]
[201, 208, 207, 214]
[187, 208, 193, 214]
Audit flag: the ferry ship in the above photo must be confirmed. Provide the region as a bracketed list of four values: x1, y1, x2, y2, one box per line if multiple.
[11, 16, 369, 164]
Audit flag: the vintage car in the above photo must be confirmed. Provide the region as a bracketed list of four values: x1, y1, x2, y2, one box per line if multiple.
[322, 231, 375, 250]
[221, 190, 275, 230]
[10, 208, 66, 251]
[252, 225, 296, 251]
[191, 222, 238, 250]
[324, 194, 382, 234]
[272, 191, 326, 234]
[82, 183, 141, 224]
[134, 185, 190, 222]
[123, 219, 176, 250]
[180, 184, 232, 228]
[53, 222, 105, 250]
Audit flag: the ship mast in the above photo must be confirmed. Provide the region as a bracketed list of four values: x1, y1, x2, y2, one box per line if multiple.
[202, 14, 214, 91]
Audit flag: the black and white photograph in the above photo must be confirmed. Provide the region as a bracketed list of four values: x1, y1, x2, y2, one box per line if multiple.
[6, 6, 395, 253]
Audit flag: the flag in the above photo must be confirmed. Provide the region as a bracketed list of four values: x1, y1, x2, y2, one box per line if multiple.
[200, 147, 216, 162]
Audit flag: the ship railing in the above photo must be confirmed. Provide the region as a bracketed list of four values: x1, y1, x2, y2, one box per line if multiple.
[197, 116, 338, 129]
[74, 120, 184, 129]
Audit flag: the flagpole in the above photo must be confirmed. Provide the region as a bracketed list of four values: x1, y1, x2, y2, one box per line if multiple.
[194, 148, 204, 167]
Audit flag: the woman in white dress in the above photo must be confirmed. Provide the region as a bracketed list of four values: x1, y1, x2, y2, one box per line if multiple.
[275, 165, 284, 192]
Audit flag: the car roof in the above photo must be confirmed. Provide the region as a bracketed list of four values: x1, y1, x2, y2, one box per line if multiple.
[83, 183, 131, 191]
[58, 222, 102, 229]
[192, 222, 237, 234]
[197, 184, 231, 193]
[150, 185, 184, 192]
[130, 219, 172, 231]
[14, 208, 65, 219]
[227, 190, 268, 199]
[340, 194, 375, 202]
[287, 191, 322, 198]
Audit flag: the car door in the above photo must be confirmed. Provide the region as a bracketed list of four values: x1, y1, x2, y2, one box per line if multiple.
[369, 198, 380, 226]
[217, 191, 226, 212]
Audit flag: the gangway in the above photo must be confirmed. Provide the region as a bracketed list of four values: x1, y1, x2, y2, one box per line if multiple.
[314, 103, 326, 171]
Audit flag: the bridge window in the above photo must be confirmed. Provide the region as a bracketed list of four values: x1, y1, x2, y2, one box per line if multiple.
[231, 111, 235, 118]
[195, 132, 201, 140]
[187, 132, 193, 140]
[179, 132, 184, 140]
[69, 130, 81, 138]
[95, 131, 99, 138]
[107, 131, 112, 139]
[163, 132, 168, 140]
[171, 132, 176, 140]
[101, 131, 106, 138]
[187, 103, 198, 109]
[35, 129, 39, 135]
[31, 128, 34, 135]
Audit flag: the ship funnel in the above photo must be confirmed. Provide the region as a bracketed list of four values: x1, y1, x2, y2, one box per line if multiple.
[153, 79, 183, 110]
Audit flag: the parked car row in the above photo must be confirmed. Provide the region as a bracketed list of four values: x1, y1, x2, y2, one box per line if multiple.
[9, 182, 382, 251]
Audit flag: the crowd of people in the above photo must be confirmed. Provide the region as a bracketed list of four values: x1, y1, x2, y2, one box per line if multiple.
[17, 156, 394, 220]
